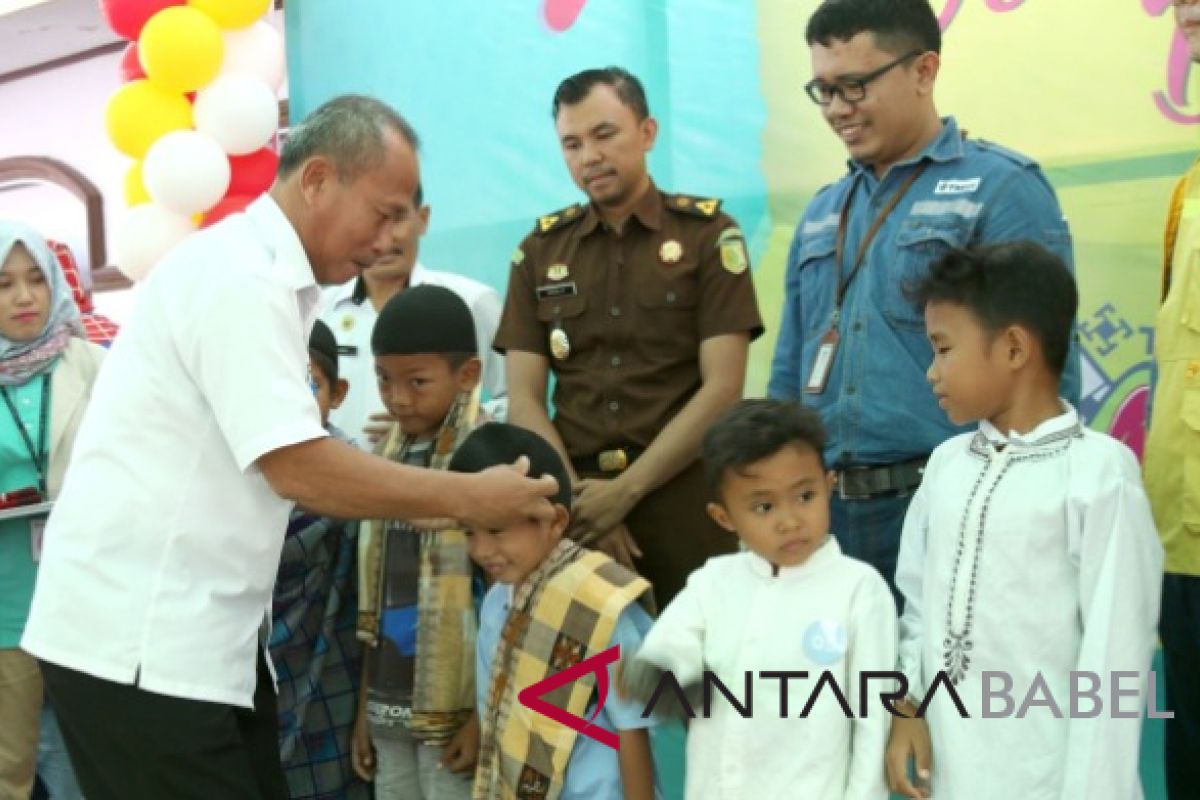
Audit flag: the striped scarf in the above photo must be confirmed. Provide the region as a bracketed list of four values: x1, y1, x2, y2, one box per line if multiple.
[356, 386, 480, 743]
[474, 540, 650, 800]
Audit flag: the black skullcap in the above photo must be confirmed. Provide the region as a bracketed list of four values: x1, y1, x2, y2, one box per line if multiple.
[371, 284, 477, 357]
[309, 319, 339, 384]
[448, 422, 572, 510]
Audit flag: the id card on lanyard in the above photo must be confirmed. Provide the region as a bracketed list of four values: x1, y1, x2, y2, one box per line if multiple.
[805, 163, 930, 394]
[1, 375, 51, 559]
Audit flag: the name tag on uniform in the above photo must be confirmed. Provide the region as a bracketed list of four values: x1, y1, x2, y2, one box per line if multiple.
[804, 328, 840, 395]
[337, 345, 358, 357]
[536, 281, 578, 300]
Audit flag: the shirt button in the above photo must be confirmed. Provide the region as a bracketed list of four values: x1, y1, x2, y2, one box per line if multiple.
[553, 305, 561, 315]
[852, 321, 863, 332]
[847, 386, 857, 395]
[666, 291, 676, 304]
[610, 355, 622, 367]
[610, 306, 622, 317]
[608, 400, 620, 412]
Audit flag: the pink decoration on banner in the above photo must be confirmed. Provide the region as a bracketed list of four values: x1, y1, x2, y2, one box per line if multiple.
[544, 0, 589, 32]
[1144, 1, 1200, 124]
[1109, 385, 1149, 461]
[938, 0, 1027, 31]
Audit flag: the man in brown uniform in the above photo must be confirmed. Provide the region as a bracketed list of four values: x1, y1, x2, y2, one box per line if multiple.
[494, 67, 763, 607]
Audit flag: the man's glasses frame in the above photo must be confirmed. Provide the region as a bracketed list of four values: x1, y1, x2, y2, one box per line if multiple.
[804, 50, 923, 106]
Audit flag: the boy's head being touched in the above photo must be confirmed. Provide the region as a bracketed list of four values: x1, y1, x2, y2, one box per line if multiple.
[913, 241, 1076, 428]
[702, 400, 834, 568]
[308, 319, 348, 428]
[449, 423, 573, 587]
[371, 284, 481, 439]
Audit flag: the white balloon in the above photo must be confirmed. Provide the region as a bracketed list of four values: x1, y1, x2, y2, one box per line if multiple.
[218, 22, 286, 92]
[143, 130, 232, 216]
[114, 204, 196, 282]
[195, 75, 278, 155]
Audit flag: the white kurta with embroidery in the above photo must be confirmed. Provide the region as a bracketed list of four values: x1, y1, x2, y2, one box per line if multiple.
[635, 539, 896, 800]
[896, 404, 1163, 800]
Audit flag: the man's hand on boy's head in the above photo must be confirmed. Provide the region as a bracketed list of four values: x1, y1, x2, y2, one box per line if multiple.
[457, 456, 558, 530]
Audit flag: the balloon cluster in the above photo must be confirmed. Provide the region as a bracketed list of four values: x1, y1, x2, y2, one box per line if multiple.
[101, 0, 284, 280]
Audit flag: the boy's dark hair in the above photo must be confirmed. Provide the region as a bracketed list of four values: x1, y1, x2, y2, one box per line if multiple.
[806, 0, 942, 56]
[912, 241, 1078, 377]
[552, 66, 650, 120]
[448, 423, 572, 510]
[308, 319, 339, 384]
[372, 284, 478, 361]
[703, 400, 828, 500]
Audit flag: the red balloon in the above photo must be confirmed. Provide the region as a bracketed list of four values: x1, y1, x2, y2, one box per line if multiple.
[117, 42, 145, 83]
[228, 148, 280, 198]
[99, 0, 185, 41]
[201, 194, 255, 228]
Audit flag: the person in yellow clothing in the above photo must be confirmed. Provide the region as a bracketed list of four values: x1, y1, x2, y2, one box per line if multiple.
[1145, 6, 1200, 798]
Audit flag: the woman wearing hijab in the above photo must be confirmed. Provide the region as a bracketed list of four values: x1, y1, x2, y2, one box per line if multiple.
[0, 221, 105, 799]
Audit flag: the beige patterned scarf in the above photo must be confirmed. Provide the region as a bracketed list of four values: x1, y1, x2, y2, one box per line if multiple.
[473, 540, 651, 800]
[356, 386, 480, 743]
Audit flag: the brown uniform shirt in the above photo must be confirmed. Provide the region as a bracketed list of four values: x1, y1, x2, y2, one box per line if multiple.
[494, 182, 764, 456]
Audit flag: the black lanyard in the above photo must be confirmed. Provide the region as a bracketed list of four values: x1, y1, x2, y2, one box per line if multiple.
[831, 161, 930, 328]
[2, 374, 50, 496]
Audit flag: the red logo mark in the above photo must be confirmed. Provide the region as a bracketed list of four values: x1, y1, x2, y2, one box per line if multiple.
[517, 645, 621, 750]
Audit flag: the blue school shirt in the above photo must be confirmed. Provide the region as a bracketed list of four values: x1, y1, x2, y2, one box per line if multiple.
[476, 582, 661, 800]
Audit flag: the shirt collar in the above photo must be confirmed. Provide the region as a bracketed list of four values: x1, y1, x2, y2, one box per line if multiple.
[976, 400, 1082, 450]
[579, 179, 663, 236]
[848, 116, 964, 176]
[332, 261, 429, 308]
[245, 195, 318, 294]
[746, 534, 841, 579]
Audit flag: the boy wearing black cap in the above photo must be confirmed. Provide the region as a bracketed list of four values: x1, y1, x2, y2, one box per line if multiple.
[269, 319, 365, 800]
[352, 285, 485, 800]
[450, 423, 659, 800]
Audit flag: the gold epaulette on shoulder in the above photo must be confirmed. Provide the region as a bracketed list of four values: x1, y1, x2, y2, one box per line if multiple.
[535, 203, 585, 235]
[668, 194, 722, 218]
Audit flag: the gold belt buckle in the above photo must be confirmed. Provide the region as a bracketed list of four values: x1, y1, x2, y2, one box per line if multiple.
[597, 448, 628, 473]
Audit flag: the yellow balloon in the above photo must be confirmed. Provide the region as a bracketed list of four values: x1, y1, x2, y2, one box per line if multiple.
[124, 161, 150, 207]
[188, 0, 271, 30]
[139, 7, 224, 93]
[105, 80, 194, 159]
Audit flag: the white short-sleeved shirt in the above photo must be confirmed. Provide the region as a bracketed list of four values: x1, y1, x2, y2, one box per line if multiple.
[320, 263, 507, 445]
[22, 196, 328, 708]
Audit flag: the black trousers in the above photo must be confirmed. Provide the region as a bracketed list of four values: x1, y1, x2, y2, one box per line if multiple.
[1161, 573, 1200, 800]
[39, 653, 287, 800]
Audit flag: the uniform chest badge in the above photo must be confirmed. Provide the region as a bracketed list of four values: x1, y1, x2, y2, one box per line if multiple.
[547, 264, 570, 281]
[659, 240, 683, 264]
[550, 328, 571, 361]
[341, 314, 356, 332]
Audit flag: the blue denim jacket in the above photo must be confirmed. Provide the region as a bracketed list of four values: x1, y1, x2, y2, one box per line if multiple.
[768, 118, 1079, 466]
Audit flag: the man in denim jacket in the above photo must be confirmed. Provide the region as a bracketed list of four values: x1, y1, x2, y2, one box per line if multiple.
[769, 0, 1079, 605]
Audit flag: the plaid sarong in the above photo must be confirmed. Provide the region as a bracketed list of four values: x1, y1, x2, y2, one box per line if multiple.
[269, 496, 368, 799]
[357, 387, 480, 743]
[474, 541, 651, 800]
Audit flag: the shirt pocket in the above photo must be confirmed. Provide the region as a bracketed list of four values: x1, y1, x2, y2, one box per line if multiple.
[1182, 388, 1200, 531]
[888, 217, 971, 331]
[535, 294, 589, 354]
[636, 261, 701, 363]
[794, 233, 837, 341]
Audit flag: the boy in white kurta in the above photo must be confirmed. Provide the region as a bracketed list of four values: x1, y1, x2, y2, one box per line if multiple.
[887, 242, 1163, 800]
[622, 400, 897, 800]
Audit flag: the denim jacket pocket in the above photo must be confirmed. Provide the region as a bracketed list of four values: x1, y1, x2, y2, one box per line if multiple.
[887, 218, 971, 331]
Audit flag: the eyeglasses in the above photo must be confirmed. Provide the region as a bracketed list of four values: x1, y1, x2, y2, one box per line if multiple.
[804, 50, 922, 106]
